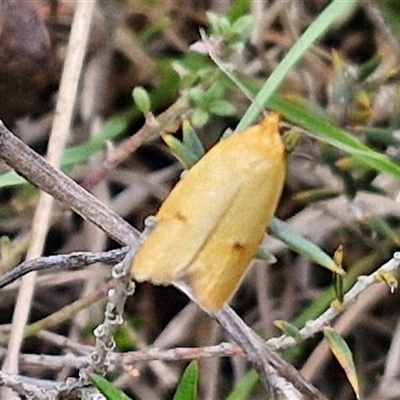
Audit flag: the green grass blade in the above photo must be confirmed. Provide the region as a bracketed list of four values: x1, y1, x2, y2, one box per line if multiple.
[268, 95, 400, 181]
[236, 0, 360, 131]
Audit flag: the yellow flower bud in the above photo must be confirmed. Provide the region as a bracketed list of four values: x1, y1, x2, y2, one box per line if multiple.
[131, 112, 285, 312]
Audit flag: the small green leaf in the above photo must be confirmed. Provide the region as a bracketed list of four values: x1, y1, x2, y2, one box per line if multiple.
[191, 108, 210, 127]
[230, 15, 254, 39]
[323, 327, 360, 400]
[334, 273, 345, 304]
[207, 12, 231, 36]
[333, 246, 345, 303]
[274, 320, 302, 341]
[294, 188, 340, 203]
[173, 361, 198, 400]
[188, 87, 207, 105]
[132, 86, 151, 113]
[182, 121, 205, 161]
[269, 217, 345, 275]
[89, 374, 132, 400]
[162, 121, 205, 170]
[255, 247, 277, 264]
[282, 127, 301, 154]
[163, 134, 200, 170]
[208, 99, 236, 116]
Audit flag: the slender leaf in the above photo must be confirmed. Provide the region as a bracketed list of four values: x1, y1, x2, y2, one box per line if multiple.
[225, 370, 259, 400]
[274, 320, 302, 342]
[333, 246, 345, 303]
[324, 327, 360, 400]
[163, 120, 205, 170]
[89, 374, 132, 400]
[173, 361, 198, 400]
[182, 120, 206, 161]
[0, 171, 27, 188]
[268, 95, 400, 181]
[269, 217, 344, 275]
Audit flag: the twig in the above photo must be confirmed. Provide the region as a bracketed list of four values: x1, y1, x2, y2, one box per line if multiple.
[0, 247, 129, 290]
[0, 370, 57, 399]
[0, 120, 139, 245]
[267, 252, 400, 351]
[86, 246, 136, 376]
[6, 251, 396, 374]
[81, 96, 190, 190]
[18, 343, 245, 370]
[37, 330, 94, 355]
[215, 306, 328, 400]
[0, 330, 90, 362]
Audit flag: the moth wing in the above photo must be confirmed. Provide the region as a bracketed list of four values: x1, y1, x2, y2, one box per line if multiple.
[186, 145, 285, 312]
[131, 149, 246, 284]
[131, 112, 285, 298]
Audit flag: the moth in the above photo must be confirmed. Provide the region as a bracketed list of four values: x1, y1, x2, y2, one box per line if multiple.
[130, 112, 285, 312]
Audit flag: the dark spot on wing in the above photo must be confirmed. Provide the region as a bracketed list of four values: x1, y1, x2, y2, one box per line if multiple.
[232, 242, 245, 252]
[174, 211, 187, 222]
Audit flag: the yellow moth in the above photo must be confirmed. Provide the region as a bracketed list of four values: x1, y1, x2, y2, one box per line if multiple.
[130, 112, 285, 312]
